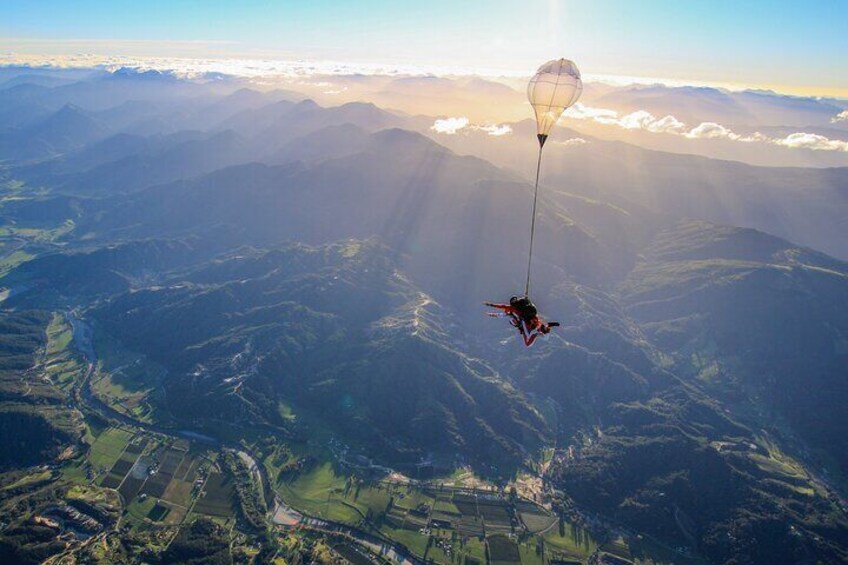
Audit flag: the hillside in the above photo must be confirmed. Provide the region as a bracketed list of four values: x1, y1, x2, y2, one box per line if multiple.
[90, 241, 549, 468]
[0, 71, 846, 564]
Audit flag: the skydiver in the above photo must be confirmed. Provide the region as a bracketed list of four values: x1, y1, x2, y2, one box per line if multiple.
[485, 296, 559, 347]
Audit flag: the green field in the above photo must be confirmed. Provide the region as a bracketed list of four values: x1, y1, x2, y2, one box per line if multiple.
[487, 534, 520, 564]
[126, 494, 159, 522]
[91, 333, 169, 425]
[379, 526, 430, 558]
[193, 471, 236, 518]
[271, 457, 599, 564]
[0, 220, 74, 243]
[75, 416, 601, 564]
[520, 508, 557, 533]
[163, 479, 194, 507]
[88, 427, 135, 472]
[433, 496, 461, 515]
[44, 313, 86, 392]
[277, 462, 363, 523]
[0, 249, 33, 276]
[542, 521, 597, 561]
[1, 469, 54, 491]
[84, 427, 226, 528]
[517, 542, 546, 565]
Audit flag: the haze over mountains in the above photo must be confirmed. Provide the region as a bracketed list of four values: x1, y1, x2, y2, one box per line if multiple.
[0, 65, 847, 564]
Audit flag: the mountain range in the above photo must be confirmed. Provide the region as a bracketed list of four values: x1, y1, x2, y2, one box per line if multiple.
[0, 67, 846, 564]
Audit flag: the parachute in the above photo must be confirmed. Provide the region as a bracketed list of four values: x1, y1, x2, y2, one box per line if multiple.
[527, 58, 583, 145]
[523, 58, 583, 296]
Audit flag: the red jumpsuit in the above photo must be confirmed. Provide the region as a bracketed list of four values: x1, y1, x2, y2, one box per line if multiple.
[486, 303, 546, 347]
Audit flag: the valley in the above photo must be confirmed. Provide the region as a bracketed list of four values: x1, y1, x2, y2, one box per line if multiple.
[0, 309, 623, 565]
[0, 65, 846, 564]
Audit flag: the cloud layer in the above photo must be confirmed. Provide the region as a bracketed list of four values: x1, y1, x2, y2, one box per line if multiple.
[565, 103, 848, 152]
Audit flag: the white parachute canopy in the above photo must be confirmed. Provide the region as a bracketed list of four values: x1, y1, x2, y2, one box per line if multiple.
[527, 58, 583, 142]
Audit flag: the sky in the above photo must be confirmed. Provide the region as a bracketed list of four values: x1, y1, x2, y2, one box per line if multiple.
[2, 0, 847, 97]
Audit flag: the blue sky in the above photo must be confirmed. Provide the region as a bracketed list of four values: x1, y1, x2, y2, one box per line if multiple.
[2, 0, 847, 95]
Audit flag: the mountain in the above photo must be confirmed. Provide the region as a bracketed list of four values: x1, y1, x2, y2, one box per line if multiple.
[90, 240, 549, 468]
[431, 124, 848, 261]
[595, 84, 754, 126]
[1, 69, 848, 564]
[70, 128, 623, 306]
[593, 84, 846, 128]
[0, 310, 82, 470]
[0, 104, 112, 161]
[2, 238, 213, 307]
[56, 130, 252, 195]
[250, 100, 405, 153]
[619, 221, 848, 478]
[265, 123, 373, 165]
[372, 75, 526, 122]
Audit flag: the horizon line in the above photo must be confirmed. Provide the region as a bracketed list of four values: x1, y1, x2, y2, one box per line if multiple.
[1, 51, 846, 101]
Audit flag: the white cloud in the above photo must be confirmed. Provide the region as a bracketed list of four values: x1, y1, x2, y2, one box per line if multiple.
[773, 133, 848, 152]
[565, 103, 848, 152]
[641, 114, 687, 134]
[684, 122, 742, 140]
[322, 85, 348, 95]
[619, 111, 687, 134]
[555, 138, 588, 146]
[832, 110, 848, 123]
[431, 117, 469, 134]
[565, 104, 685, 134]
[0, 52, 531, 81]
[565, 103, 619, 123]
[471, 124, 512, 136]
[430, 118, 512, 136]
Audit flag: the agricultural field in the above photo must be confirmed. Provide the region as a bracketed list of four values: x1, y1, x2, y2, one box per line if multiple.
[274, 457, 596, 564]
[85, 426, 226, 528]
[193, 469, 236, 518]
[141, 446, 187, 498]
[330, 541, 378, 565]
[542, 520, 598, 561]
[44, 322, 86, 392]
[99, 435, 150, 490]
[488, 534, 521, 565]
[90, 333, 170, 425]
[277, 461, 366, 524]
[87, 426, 136, 473]
[80, 424, 595, 564]
[516, 500, 557, 533]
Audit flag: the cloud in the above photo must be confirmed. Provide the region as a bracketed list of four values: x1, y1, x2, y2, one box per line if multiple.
[619, 111, 687, 134]
[566, 102, 755, 141]
[773, 133, 848, 152]
[565, 103, 848, 152]
[565, 104, 685, 134]
[833, 110, 848, 123]
[430, 118, 512, 136]
[471, 124, 512, 136]
[565, 103, 619, 123]
[684, 122, 741, 140]
[0, 52, 530, 81]
[431, 117, 469, 134]
[555, 138, 588, 146]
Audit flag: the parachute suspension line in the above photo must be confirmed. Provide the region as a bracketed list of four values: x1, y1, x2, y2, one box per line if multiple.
[525, 135, 547, 297]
